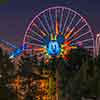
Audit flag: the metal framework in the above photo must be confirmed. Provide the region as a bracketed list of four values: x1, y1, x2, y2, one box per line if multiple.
[23, 6, 95, 60]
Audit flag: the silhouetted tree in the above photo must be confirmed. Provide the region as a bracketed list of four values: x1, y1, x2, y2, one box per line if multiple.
[67, 47, 90, 71]
[0, 47, 17, 100]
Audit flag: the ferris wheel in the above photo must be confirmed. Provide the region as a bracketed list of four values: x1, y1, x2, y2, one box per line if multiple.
[23, 6, 95, 59]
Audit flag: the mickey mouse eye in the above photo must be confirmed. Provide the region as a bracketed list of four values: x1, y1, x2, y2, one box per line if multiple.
[54, 44, 56, 49]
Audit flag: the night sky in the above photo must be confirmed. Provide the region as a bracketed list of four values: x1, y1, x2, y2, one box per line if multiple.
[0, 0, 100, 46]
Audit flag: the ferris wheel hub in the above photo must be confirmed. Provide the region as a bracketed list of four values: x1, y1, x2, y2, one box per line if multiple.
[47, 40, 61, 56]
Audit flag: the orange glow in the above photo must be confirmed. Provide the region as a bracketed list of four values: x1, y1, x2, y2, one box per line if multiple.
[34, 48, 45, 52]
[56, 19, 59, 35]
[64, 40, 72, 45]
[11, 75, 22, 90]
[65, 28, 74, 39]
[43, 96, 48, 100]
[45, 59, 49, 64]
[40, 80, 45, 88]
[64, 46, 77, 50]
[64, 51, 68, 55]
[40, 80, 46, 89]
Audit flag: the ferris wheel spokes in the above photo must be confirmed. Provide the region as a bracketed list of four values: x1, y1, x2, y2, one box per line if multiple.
[43, 13, 52, 33]
[64, 13, 76, 36]
[70, 38, 93, 45]
[24, 42, 44, 48]
[49, 9, 55, 34]
[66, 23, 88, 41]
[70, 30, 91, 42]
[84, 46, 94, 49]
[26, 35, 44, 44]
[32, 22, 46, 36]
[62, 10, 70, 34]
[64, 16, 83, 39]
[59, 8, 64, 33]
[64, 16, 83, 38]
[23, 6, 95, 58]
[37, 16, 49, 35]
[30, 29, 44, 40]
[55, 8, 59, 35]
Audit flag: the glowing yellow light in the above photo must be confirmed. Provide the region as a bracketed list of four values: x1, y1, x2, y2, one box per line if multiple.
[54, 35, 56, 40]
[61, 49, 64, 52]
[51, 34, 56, 40]
[51, 34, 54, 40]
[61, 44, 65, 48]
[65, 28, 74, 39]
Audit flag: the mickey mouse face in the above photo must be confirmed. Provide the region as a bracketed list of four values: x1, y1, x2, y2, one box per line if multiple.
[47, 40, 61, 56]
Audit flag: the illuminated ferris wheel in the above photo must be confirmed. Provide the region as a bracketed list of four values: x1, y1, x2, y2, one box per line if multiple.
[23, 6, 95, 59]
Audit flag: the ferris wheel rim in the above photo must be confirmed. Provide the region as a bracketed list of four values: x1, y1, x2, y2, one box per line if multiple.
[23, 6, 95, 56]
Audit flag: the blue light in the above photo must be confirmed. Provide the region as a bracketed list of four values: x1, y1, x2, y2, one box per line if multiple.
[47, 40, 61, 56]
[9, 48, 22, 59]
[57, 34, 64, 44]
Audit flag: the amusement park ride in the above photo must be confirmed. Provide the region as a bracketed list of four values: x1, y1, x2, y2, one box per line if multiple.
[0, 6, 96, 60]
[0, 6, 99, 100]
